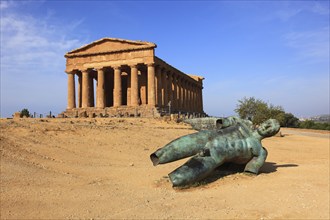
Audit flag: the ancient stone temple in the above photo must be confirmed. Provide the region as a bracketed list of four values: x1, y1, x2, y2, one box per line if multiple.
[61, 38, 205, 118]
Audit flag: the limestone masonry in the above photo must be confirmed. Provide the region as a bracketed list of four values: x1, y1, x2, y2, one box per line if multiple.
[61, 38, 205, 118]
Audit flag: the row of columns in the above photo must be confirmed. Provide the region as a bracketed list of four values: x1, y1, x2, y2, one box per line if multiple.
[154, 67, 203, 113]
[66, 63, 203, 113]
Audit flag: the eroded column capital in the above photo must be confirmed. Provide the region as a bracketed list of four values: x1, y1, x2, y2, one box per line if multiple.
[112, 65, 122, 70]
[95, 67, 105, 72]
[129, 64, 138, 68]
[146, 62, 155, 67]
[65, 70, 75, 75]
[81, 69, 90, 74]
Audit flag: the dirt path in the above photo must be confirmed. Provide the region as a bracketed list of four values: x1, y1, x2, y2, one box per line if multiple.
[281, 127, 330, 139]
[1, 118, 329, 219]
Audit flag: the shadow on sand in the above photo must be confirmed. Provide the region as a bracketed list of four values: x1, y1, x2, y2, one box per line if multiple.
[184, 162, 298, 188]
[259, 162, 298, 174]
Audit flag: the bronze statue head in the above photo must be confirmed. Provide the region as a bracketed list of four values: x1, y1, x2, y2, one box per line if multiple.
[257, 119, 280, 137]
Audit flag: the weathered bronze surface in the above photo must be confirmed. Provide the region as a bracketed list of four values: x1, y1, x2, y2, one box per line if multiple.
[150, 117, 280, 187]
[184, 116, 253, 131]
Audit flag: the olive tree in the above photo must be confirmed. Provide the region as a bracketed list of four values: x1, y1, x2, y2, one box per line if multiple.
[235, 97, 269, 125]
[235, 97, 298, 127]
[20, 108, 30, 118]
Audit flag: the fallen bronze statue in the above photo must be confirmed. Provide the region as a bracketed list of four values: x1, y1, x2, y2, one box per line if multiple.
[150, 117, 280, 187]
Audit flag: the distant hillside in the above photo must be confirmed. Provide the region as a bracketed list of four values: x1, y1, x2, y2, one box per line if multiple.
[310, 114, 330, 123]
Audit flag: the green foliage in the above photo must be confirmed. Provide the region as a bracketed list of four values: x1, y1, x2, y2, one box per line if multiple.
[20, 108, 30, 118]
[235, 97, 268, 125]
[235, 96, 329, 130]
[235, 97, 299, 127]
[299, 120, 330, 130]
[281, 113, 300, 128]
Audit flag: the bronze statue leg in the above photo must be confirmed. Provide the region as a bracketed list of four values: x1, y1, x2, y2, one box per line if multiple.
[150, 130, 215, 165]
[168, 155, 224, 187]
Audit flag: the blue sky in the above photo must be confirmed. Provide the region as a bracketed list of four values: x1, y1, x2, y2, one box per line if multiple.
[1, 0, 329, 118]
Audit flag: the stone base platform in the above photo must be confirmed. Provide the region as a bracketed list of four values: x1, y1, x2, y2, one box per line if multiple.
[60, 106, 160, 118]
[59, 106, 206, 119]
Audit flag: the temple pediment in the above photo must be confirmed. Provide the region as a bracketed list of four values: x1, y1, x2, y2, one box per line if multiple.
[65, 38, 156, 57]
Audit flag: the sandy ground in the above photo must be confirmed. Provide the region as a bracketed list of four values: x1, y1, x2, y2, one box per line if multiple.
[0, 118, 329, 219]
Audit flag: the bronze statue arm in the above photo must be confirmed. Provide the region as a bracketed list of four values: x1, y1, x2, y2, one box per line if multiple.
[244, 147, 268, 174]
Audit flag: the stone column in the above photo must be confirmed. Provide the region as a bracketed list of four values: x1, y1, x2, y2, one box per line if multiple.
[113, 66, 122, 107]
[184, 81, 188, 112]
[154, 66, 158, 106]
[196, 85, 200, 113]
[199, 87, 203, 113]
[193, 85, 197, 112]
[182, 80, 185, 111]
[181, 79, 185, 111]
[172, 74, 177, 111]
[184, 80, 187, 111]
[168, 71, 173, 106]
[186, 82, 189, 112]
[67, 71, 76, 109]
[147, 63, 156, 106]
[96, 68, 105, 108]
[106, 71, 114, 107]
[140, 70, 147, 105]
[191, 84, 195, 112]
[198, 86, 201, 113]
[177, 77, 182, 110]
[200, 86, 204, 113]
[127, 74, 131, 106]
[156, 66, 162, 107]
[190, 83, 194, 112]
[88, 74, 94, 107]
[130, 64, 139, 106]
[77, 73, 82, 108]
[161, 68, 167, 107]
[81, 69, 90, 108]
[187, 82, 191, 112]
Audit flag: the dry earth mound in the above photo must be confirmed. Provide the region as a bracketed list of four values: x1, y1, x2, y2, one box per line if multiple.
[0, 118, 329, 219]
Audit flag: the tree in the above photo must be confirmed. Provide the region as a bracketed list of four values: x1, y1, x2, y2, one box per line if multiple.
[235, 97, 328, 130]
[235, 97, 299, 127]
[235, 97, 264, 124]
[20, 108, 30, 118]
[267, 104, 285, 125]
[299, 120, 330, 130]
[281, 113, 300, 128]
[235, 97, 273, 125]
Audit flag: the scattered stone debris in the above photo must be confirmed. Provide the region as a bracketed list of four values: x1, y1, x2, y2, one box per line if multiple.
[13, 112, 21, 119]
[275, 131, 284, 137]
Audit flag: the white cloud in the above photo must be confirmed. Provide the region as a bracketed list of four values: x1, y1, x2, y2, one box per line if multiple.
[275, 8, 302, 22]
[284, 27, 329, 63]
[1, 12, 84, 73]
[0, 2, 86, 117]
[271, 1, 329, 22]
[311, 2, 330, 15]
[0, 0, 15, 10]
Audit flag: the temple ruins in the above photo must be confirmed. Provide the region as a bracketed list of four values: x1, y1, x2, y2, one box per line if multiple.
[61, 38, 205, 118]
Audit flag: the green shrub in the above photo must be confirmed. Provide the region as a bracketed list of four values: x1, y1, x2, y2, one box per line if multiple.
[235, 97, 299, 127]
[299, 120, 330, 130]
[20, 108, 30, 118]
